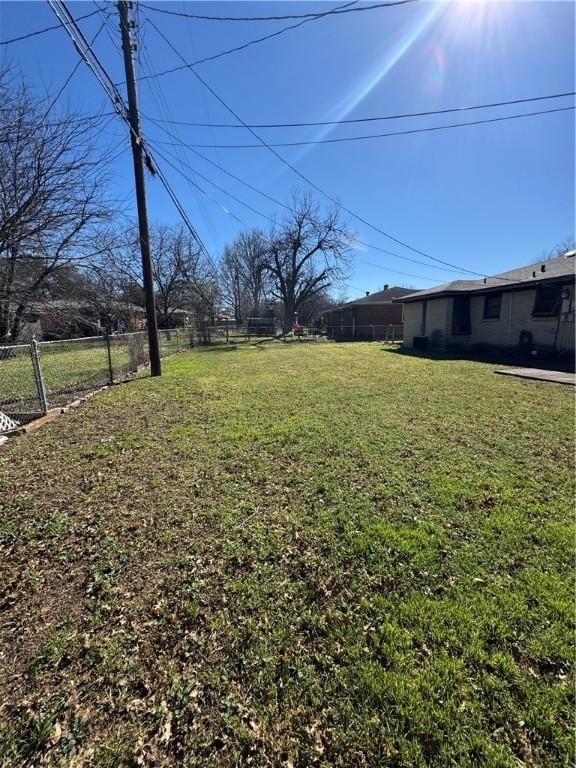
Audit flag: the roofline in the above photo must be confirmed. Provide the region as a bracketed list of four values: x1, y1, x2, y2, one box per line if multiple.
[321, 299, 398, 312]
[395, 272, 575, 303]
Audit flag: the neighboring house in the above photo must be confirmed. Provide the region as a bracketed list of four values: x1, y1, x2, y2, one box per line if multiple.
[320, 285, 414, 340]
[396, 251, 576, 360]
[18, 300, 147, 340]
[14, 302, 194, 341]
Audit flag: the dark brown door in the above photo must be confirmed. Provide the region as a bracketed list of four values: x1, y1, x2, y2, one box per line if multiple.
[451, 296, 471, 335]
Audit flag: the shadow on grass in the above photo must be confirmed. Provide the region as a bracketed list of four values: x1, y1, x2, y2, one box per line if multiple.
[382, 345, 576, 372]
[192, 344, 240, 354]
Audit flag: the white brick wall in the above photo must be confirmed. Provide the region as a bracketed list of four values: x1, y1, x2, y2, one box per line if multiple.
[402, 284, 575, 353]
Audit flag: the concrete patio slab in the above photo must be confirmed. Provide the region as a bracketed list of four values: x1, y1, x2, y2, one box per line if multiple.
[495, 368, 575, 386]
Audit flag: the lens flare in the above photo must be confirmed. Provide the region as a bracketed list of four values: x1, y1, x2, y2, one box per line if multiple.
[284, 2, 447, 167]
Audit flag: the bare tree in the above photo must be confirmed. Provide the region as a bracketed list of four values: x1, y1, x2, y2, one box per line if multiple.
[78, 228, 144, 333]
[150, 226, 206, 328]
[0, 68, 111, 341]
[220, 229, 269, 324]
[297, 288, 337, 325]
[220, 245, 244, 323]
[91, 223, 216, 329]
[264, 194, 352, 331]
[539, 237, 576, 262]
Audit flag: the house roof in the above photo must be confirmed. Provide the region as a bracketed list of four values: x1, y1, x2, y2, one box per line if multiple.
[325, 286, 414, 312]
[396, 252, 576, 303]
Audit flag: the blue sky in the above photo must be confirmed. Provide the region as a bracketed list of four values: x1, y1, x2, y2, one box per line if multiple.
[1, 0, 574, 298]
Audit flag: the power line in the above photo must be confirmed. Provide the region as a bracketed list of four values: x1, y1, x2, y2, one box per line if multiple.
[93, 1, 128, 63]
[145, 17, 491, 279]
[148, 143, 446, 286]
[0, 8, 101, 46]
[145, 126, 472, 278]
[140, 0, 417, 22]
[360, 260, 446, 283]
[352, 239, 464, 275]
[138, 29, 220, 245]
[47, 1, 214, 270]
[176, 8, 352, 71]
[143, 91, 576, 129]
[47, 1, 128, 119]
[43, 21, 107, 119]
[151, 144, 257, 229]
[143, 128, 296, 211]
[151, 142, 276, 225]
[124, 0, 360, 84]
[181, 9, 233, 218]
[150, 137, 471, 286]
[161, 106, 575, 148]
[38, 111, 116, 126]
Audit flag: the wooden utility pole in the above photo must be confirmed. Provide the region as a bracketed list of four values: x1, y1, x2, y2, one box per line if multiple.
[117, 0, 161, 376]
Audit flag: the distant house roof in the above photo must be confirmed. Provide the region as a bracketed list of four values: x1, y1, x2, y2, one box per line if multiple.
[396, 252, 576, 303]
[325, 286, 414, 312]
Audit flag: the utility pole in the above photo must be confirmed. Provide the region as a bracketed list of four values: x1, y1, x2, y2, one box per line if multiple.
[117, 1, 161, 376]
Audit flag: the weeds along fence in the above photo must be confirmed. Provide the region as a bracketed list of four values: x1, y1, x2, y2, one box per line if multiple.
[0, 328, 192, 434]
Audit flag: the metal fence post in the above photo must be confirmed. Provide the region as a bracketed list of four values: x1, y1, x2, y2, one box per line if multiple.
[392, 325, 396, 343]
[105, 333, 114, 384]
[225, 317, 229, 344]
[176, 328, 180, 353]
[30, 339, 49, 414]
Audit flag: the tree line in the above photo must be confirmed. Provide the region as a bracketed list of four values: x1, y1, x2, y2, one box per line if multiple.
[0, 68, 352, 342]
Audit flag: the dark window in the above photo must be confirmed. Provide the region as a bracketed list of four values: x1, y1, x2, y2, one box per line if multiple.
[483, 293, 502, 320]
[451, 296, 471, 335]
[533, 284, 562, 317]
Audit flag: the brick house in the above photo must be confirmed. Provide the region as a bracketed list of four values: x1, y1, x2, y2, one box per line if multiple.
[320, 285, 414, 340]
[396, 251, 575, 361]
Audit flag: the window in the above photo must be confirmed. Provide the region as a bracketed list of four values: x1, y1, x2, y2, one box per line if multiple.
[483, 293, 502, 320]
[451, 296, 471, 335]
[533, 284, 562, 317]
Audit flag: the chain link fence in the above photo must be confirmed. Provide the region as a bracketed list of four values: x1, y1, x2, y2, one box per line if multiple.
[0, 323, 404, 434]
[0, 328, 192, 434]
[325, 324, 404, 342]
[0, 343, 42, 432]
[199, 322, 325, 346]
[187, 322, 403, 345]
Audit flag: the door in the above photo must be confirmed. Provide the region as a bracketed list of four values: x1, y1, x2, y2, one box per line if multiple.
[451, 296, 471, 335]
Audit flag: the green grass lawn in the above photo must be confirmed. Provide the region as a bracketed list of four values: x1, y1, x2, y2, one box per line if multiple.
[0, 341, 130, 412]
[0, 333, 183, 414]
[0, 343, 573, 767]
